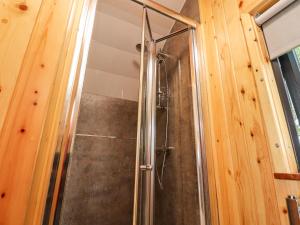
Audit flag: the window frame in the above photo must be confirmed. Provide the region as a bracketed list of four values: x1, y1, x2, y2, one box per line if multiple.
[272, 52, 300, 171]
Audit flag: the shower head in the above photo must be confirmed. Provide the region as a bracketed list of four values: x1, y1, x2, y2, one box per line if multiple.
[135, 43, 148, 53]
[136, 43, 176, 61]
[157, 53, 166, 64]
[158, 51, 177, 61]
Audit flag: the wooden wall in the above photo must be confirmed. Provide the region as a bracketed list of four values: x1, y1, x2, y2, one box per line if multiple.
[197, 0, 300, 224]
[239, 0, 279, 14]
[0, 0, 299, 225]
[0, 0, 96, 225]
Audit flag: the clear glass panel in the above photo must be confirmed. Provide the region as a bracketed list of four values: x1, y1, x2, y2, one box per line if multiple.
[154, 30, 202, 225]
[134, 4, 206, 225]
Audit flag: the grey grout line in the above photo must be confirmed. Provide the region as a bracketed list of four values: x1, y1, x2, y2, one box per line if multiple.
[75, 133, 136, 140]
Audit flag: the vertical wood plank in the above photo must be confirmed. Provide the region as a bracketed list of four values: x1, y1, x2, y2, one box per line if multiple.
[238, 0, 279, 14]
[0, 0, 43, 132]
[196, 24, 220, 225]
[24, 0, 91, 223]
[212, 0, 262, 223]
[197, 0, 292, 224]
[0, 0, 77, 224]
[221, 0, 280, 223]
[241, 14, 298, 173]
[199, 0, 241, 224]
[46, 0, 97, 224]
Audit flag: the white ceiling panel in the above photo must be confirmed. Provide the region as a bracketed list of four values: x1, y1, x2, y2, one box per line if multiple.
[88, 40, 140, 78]
[85, 0, 186, 100]
[84, 68, 139, 101]
[92, 11, 164, 54]
[97, 0, 185, 36]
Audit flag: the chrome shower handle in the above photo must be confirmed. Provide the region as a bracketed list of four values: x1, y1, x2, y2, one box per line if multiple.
[140, 164, 153, 171]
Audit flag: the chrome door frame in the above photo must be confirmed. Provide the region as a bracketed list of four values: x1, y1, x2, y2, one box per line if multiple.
[190, 28, 211, 225]
[132, 1, 210, 225]
[133, 7, 157, 225]
[132, 8, 146, 225]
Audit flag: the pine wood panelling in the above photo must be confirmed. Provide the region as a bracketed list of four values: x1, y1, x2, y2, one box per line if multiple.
[239, 0, 279, 14]
[241, 14, 298, 173]
[0, 0, 43, 132]
[197, 0, 295, 224]
[199, 0, 242, 224]
[196, 24, 221, 225]
[47, 1, 97, 224]
[24, 0, 95, 224]
[0, 0, 84, 224]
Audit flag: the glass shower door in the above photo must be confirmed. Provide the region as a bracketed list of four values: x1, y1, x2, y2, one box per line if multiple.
[133, 7, 157, 225]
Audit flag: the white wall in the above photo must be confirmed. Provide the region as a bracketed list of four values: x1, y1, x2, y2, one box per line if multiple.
[83, 68, 139, 101]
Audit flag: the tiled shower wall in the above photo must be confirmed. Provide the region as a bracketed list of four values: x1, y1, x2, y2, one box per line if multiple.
[59, 93, 137, 225]
[155, 0, 201, 224]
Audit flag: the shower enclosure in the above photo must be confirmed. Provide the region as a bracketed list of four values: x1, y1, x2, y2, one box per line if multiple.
[131, 1, 209, 225]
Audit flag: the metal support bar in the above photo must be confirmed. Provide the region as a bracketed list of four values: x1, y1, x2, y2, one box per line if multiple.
[189, 28, 210, 225]
[132, 7, 147, 225]
[130, 0, 198, 28]
[255, 0, 295, 26]
[155, 27, 190, 43]
[144, 41, 157, 225]
[140, 165, 153, 171]
[146, 10, 154, 41]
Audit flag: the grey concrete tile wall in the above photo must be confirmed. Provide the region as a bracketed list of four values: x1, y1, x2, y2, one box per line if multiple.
[59, 0, 200, 224]
[59, 93, 137, 225]
[76, 94, 138, 139]
[155, 0, 201, 224]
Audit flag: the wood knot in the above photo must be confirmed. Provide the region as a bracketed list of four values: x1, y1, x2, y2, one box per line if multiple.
[18, 3, 28, 11]
[20, 128, 26, 133]
[257, 158, 261, 164]
[241, 88, 245, 95]
[1, 193, 5, 198]
[250, 131, 254, 137]
[283, 208, 288, 214]
[1, 18, 8, 24]
[239, 1, 243, 8]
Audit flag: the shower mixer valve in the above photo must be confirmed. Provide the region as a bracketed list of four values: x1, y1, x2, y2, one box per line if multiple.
[140, 164, 153, 171]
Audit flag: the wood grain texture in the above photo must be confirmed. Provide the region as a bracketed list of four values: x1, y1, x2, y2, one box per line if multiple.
[197, 0, 296, 224]
[241, 14, 298, 173]
[274, 173, 300, 181]
[0, 0, 82, 224]
[47, 0, 97, 224]
[0, 0, 43, 133]
[196, 24, 220, 225]
[24, 0, 92, 224]
[238, 0, 279, 14]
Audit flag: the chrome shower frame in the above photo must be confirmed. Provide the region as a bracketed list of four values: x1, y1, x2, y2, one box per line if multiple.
[131, 1, 210, 225]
